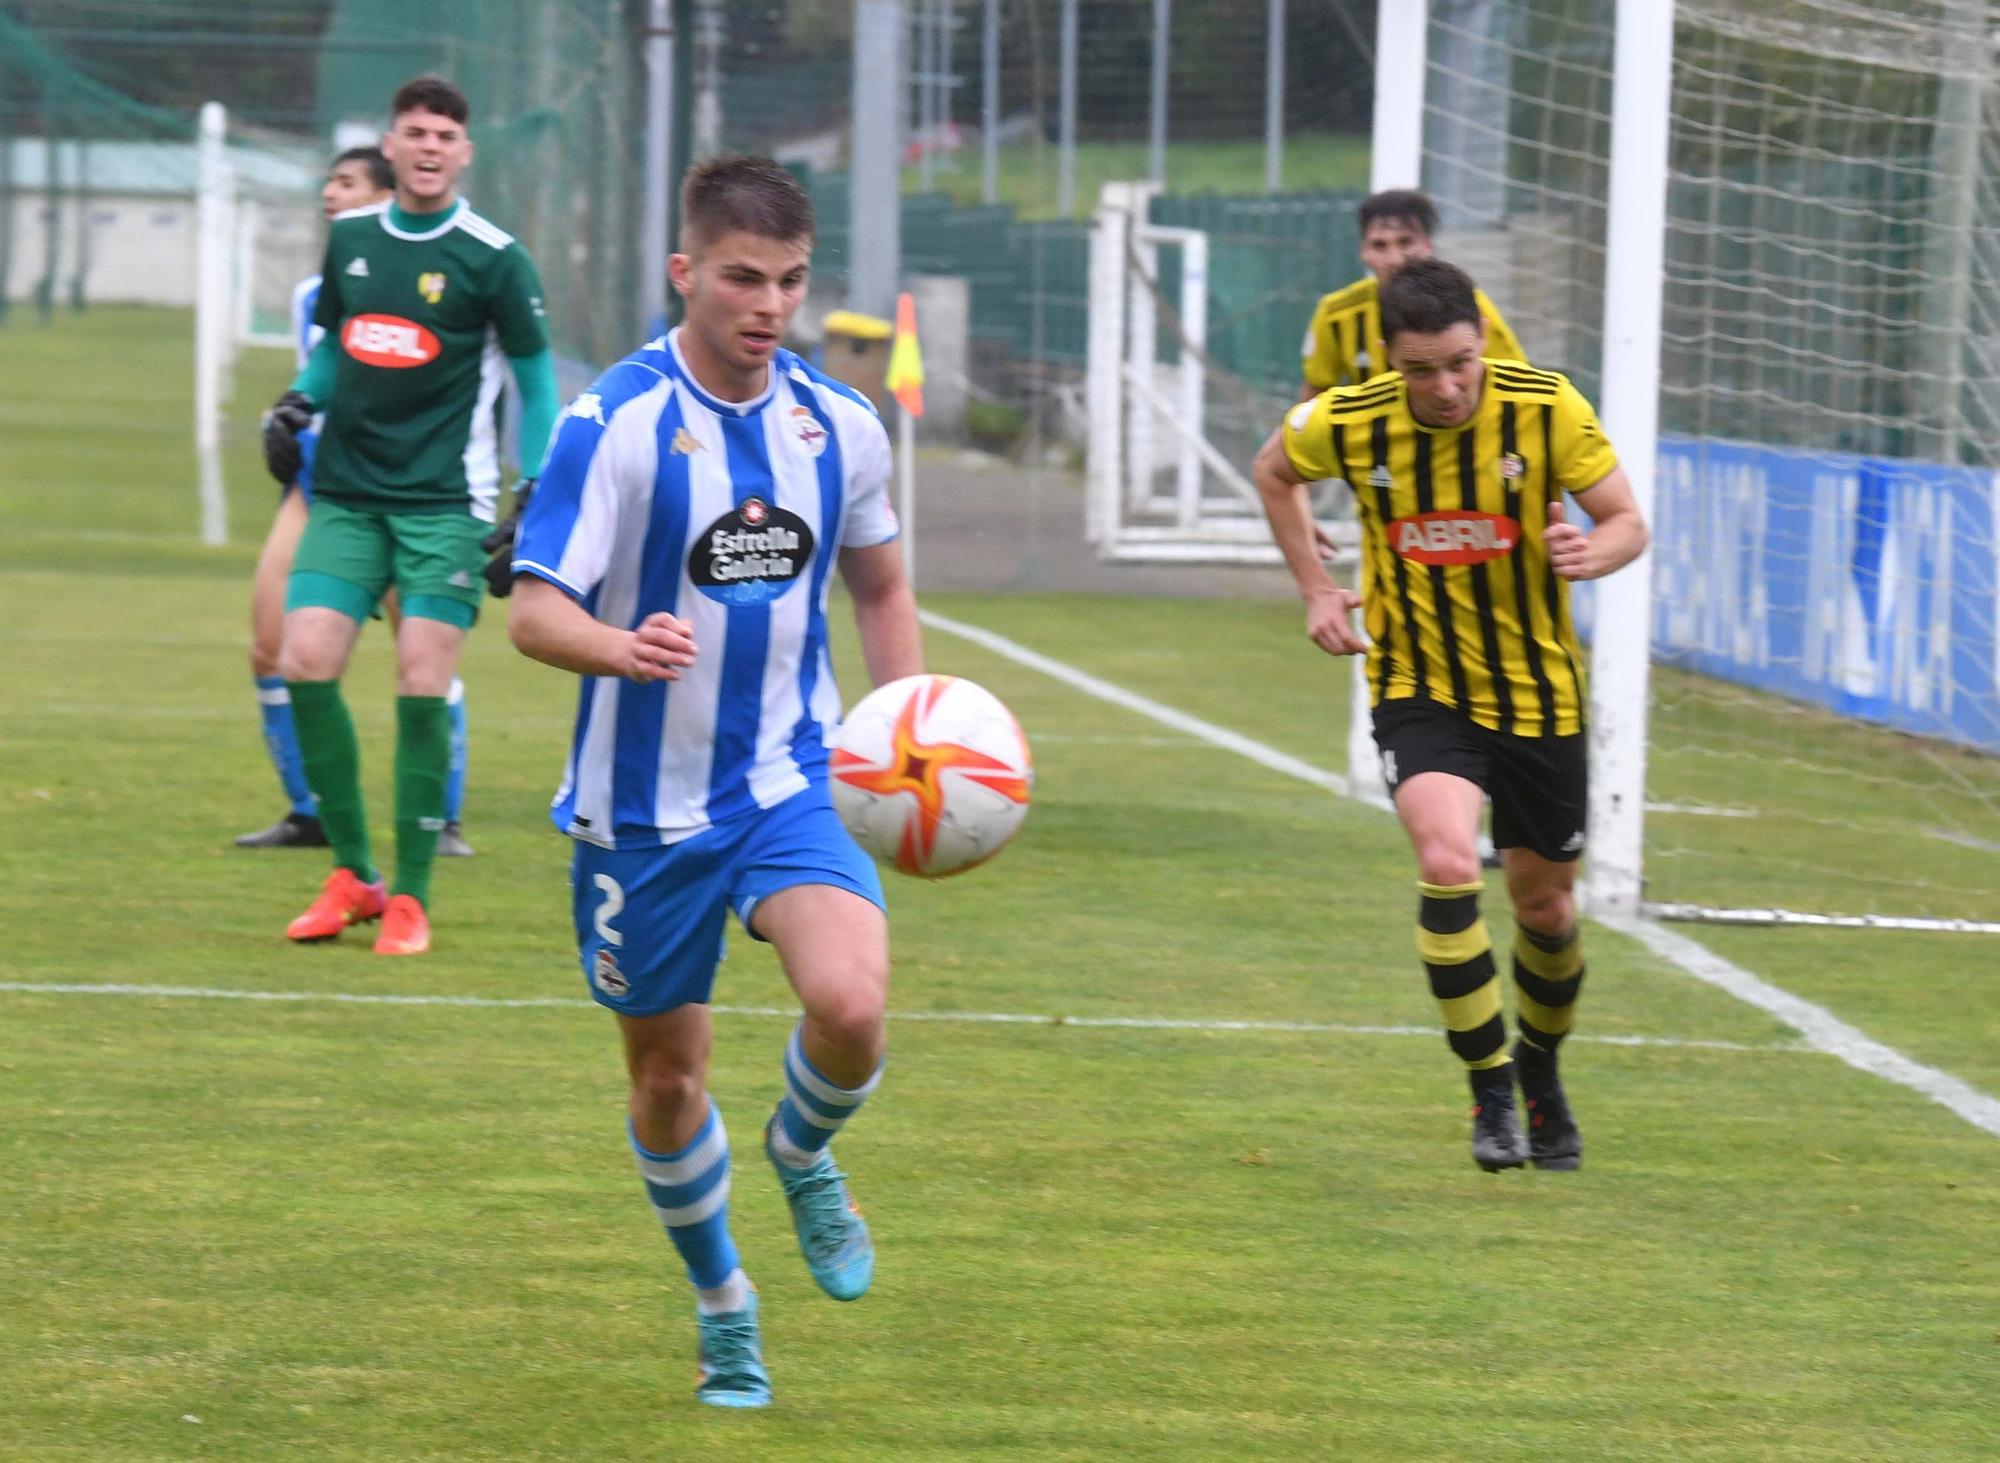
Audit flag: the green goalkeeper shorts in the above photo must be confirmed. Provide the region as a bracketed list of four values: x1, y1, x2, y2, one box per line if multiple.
[286, 498, 487, 629]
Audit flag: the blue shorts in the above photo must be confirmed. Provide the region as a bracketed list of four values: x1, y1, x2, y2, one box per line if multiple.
[570, 788, 885, 1018]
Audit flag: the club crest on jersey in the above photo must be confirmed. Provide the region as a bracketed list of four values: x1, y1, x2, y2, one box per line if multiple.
[669, 426, 704, 454]
[1500, 452, 1527, 479]
[342, 313, 441, 368]
[418, 271, 447, 304]
[1389, 510, 1520, 565]
[689, 499, 815, 606]
[788, 405, 828, 457]
[592, 948, 629, 997]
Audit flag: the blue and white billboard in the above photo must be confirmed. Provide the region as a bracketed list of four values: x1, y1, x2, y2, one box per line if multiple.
[1641, 438, 1999, 754]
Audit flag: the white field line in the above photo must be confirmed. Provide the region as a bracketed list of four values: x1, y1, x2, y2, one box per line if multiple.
[917, 609, 2000, 1140]
[920, 609, 1387, 811]
[0, 981, 1799, 1054]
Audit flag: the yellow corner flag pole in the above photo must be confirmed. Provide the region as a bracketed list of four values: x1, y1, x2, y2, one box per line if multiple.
[885, 291, 925, 581]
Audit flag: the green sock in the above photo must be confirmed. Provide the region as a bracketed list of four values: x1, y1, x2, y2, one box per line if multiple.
[393, 695, 451, 908]
[286, 680, 376, 881]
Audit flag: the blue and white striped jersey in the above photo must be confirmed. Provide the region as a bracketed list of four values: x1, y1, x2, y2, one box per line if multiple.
[291, 275, 324, 367]
[514, 328, 900, 849]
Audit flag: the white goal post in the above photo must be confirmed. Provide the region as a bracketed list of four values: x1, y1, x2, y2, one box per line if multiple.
[192, 101, 324, 546]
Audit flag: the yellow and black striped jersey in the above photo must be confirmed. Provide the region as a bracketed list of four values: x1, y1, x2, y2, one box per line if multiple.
[1299, 275, 1526, 392]
[1281, 361, 1619, 737]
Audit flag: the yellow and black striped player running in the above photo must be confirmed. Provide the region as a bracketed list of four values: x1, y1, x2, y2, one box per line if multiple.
[1298, 189, 1524, 401]
[1253, 258, 1649, 1172]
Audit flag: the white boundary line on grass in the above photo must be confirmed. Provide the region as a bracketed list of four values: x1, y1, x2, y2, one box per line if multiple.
[918, 609, 2000, 1140]
[0, 981, 1800, 1054]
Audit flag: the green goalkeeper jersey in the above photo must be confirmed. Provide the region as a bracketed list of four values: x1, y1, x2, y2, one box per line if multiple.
[310, 199, 550, 518]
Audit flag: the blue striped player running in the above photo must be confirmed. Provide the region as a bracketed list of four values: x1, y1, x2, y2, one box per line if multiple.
[238, 145, 475, 857]
[499, 156, 924, 1409]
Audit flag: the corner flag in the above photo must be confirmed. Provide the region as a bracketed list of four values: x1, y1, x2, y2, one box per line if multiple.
[886, 291, 924, 418]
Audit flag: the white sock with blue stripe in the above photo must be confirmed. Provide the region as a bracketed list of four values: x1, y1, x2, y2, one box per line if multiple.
[629, 1103, 749, 1314]
[443, 677, 468, 824]
[769, 1024, 883, 1169]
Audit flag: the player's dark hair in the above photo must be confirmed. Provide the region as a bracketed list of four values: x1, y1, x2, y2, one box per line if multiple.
[1358, 188, 1438, 239]
[1379, 257, 1483, 343]
[332, 145, 393, 192]
[390, 75, 470, 126]
[680, 154, 815, 250]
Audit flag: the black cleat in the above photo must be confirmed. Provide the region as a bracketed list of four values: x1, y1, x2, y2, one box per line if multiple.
[1513, 1042, 1582, 1171]
[1468, 1065, 1529, 1172]
[234, 812, 328, 849]
[435, 821, 475, 858]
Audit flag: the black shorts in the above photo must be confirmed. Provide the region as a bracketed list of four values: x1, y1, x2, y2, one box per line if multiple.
[1371, 698, 1589, 863]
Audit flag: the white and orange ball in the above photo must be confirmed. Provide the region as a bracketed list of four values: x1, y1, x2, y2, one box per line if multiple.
[830, 674, 1033, 877]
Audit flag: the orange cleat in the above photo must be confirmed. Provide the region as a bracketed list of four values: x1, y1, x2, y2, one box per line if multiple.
[372, 894, 431, 956]
[287, 868, 387, 942]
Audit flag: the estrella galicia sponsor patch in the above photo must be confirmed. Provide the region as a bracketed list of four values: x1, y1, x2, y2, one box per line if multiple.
[689, 497, 814, 606]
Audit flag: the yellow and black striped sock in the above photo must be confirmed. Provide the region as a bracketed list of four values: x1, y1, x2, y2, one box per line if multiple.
[1416, 881, 1507, 1070]
[1513, 923, 1585, 1056]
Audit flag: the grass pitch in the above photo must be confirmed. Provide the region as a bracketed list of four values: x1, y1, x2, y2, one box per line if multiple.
[3, 308, 1998, 1459]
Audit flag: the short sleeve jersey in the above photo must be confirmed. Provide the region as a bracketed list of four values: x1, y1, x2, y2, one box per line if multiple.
[310, 200, 549, 520]
[1300, 276, 1526, 392]
[513, 329, 901, 849]
[1282, 361, 1618, 737]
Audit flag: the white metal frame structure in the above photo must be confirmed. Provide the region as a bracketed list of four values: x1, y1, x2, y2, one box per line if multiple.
[1085, 180, 1353, 565]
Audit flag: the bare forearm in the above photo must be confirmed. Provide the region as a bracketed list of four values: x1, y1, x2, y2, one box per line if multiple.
[1256, 462, 1341, 602]
[852, 584, 925, 686]
[1588, 509, 1650, 577]
[508, 586, 632, 677]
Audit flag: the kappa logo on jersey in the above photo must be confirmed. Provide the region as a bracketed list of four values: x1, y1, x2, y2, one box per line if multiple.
[569, 393, 606, 426]
[1500, 452, 1527, 480]
[342, 314, 441, 368]
[688, 497, 815, 607]
[345, 257, 370, 277]
[418, 271, 447, 304]
[1389, 510, 1520, 565]
[592, 947, 629, 997]
[788, 405, 827, 457]
[669, 426, 704, 455]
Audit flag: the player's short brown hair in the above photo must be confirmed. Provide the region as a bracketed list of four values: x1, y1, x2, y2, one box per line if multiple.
[1379, 257, 1482, 343]
[391, 75, 470, 127]
[1358, 188, 1438, 239]
[680, 155, 814, 251]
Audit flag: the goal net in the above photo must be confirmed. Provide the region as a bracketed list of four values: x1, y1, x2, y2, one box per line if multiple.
[1421, 0, 2000, 930]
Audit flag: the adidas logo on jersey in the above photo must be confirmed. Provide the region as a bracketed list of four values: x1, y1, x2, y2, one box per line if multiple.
[1369, 464, 1393, 488]
[1561, 830, 1586, 853]
[346, 257, 370, 277]
[449, 569, 473, 589]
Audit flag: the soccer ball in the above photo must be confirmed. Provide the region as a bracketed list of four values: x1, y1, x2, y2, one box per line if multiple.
[830, 674, 1033, 878]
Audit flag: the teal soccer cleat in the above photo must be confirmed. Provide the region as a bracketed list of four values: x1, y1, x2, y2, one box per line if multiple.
[765, 1120, 875, 1301]
[695, 1292, 772, 1409]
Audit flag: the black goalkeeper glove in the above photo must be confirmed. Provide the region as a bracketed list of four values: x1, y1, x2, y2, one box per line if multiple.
[261, 390, 316, 487]
[481, 478, 535, 598]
